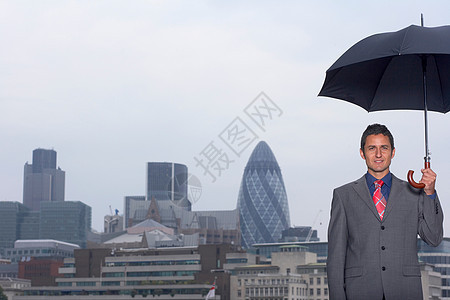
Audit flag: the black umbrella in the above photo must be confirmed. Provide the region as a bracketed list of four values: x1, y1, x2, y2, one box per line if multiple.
[319, 22, 450, 188]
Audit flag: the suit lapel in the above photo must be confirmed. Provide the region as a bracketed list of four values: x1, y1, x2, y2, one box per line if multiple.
[383, 174, 401, 221]
[352, 175, 381, 221]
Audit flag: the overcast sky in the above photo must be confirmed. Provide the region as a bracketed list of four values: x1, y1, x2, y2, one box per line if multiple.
[2, 0, 450, 241]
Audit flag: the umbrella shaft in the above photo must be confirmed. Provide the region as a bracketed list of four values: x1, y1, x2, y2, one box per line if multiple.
[422, 56, 430, 164]
[424, 108, 430, 163]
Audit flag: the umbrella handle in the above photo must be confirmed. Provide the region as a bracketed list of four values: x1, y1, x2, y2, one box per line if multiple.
[407, 161, 430, 189]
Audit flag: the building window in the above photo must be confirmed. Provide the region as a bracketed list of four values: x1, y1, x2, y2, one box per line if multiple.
[101, 281, 120, 286]
[317, 277, 321, 285]
[317, 288, 321, 295]
[58, 282, 72, 287]
[310, 277, 314, 285]
[76, 282, 96, 286]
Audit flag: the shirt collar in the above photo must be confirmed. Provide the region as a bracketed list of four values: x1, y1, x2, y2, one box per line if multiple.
[365, 172, 392, 188]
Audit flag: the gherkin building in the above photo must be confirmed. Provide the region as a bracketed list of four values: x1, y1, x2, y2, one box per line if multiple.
[237, 141, 290, 248]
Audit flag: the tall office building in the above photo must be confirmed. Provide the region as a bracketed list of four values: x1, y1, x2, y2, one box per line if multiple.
[23, 148, 65, 211]
[237, 141, 291, 248]
[0, 201, 91, 251]
[146, 162, 190, 210]
[0, 202, 30, 249]
[39, 201, 92, 248]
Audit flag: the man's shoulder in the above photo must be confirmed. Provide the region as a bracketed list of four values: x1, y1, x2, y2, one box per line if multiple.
[391, 173, 407, 184]
[336, 175, 366, 189]
[334, 175, 366, 191]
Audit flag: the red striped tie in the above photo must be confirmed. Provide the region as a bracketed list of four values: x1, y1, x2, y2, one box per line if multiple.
[373, 180, 387, 220]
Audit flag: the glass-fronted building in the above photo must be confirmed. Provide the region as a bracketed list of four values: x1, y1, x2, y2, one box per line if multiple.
[0, 201, 29, 252]
[146, 162, 189, 208]
[0, 201, 91, 254]
[237, 141, 290, 249]
[40, 201, 91, 248]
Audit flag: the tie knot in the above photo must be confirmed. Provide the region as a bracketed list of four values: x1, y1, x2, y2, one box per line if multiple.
[374, 179, 384, 188]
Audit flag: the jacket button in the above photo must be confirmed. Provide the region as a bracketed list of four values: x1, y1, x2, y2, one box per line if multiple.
[381, 246, 385, 250]
[382, 266, 386, 271]
[381, 226, 385, 230]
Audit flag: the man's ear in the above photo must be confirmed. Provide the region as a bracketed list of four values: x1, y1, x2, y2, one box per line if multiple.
[360, 148, 366, 160]
[391, 148, 395, 159]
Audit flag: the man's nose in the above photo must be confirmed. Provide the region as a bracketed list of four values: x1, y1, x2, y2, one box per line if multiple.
[375, 148, 382, 157]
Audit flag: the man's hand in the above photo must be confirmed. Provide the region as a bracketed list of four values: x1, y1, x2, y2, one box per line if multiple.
[420, 168, 437, 195]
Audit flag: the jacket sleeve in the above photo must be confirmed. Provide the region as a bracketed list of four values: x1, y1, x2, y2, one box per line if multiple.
[418, 191, 444, 246]
[327, 189, 348, 300]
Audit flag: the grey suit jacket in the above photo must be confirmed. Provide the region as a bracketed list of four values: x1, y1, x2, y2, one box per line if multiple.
[327, 174, 443, 300]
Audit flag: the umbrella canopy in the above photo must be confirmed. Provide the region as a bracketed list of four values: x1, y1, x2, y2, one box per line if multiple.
[318, 24, 450, 188]
[319, 25, 450, 113]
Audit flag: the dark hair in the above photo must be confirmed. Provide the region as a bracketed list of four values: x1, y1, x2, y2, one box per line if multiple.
[360, 124, 394, 152]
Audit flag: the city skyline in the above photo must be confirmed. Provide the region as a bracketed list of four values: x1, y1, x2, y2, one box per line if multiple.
[2, 1, 450, 241]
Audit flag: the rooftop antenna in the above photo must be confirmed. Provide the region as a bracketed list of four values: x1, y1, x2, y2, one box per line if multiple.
[421, 13, 424, 26]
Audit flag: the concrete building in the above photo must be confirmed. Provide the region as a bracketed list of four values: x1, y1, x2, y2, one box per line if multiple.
[230, 245, 319, 300]
[0, 277, 30, 300]
[297, 263, 329, 299]
[104, 214, 123, 234]
[23, 149, 65, 211]
[0, 261, 18, 279]
[15, 244, 240, 299]
[418, 237, 450, 299]
[3, 240, 79, 264]
[252, 241, 328, 263]
[420, 263, 442, 300]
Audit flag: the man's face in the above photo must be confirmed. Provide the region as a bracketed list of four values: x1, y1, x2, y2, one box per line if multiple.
[360, 134, 395, 179]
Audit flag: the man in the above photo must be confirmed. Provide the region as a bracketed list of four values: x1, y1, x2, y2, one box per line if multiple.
[327, 124, 443, 300]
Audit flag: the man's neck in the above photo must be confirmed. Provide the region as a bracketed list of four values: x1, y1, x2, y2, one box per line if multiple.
[368, 169, 390, 179]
